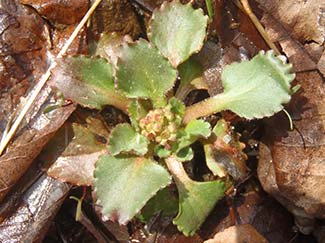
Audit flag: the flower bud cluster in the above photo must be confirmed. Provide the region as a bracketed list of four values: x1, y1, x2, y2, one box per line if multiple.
[139, 106, 181, 148]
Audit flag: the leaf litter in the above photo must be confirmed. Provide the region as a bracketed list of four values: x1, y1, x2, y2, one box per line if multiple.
[0, 1, 323, 242]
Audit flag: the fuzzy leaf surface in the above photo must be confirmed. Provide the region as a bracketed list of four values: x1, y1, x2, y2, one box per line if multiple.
[169, 97, 186, 116]
[183, 51, 297, 123]
[176, 58, 205, 100]
[174, 179, 224, 236]
[175, 146, 194, 162]
[166, 158, 224, 236]
[220, 50, 296, 119]
[116, 39, 177, 106]
[178, 119, 211, 150]
[109, 123, 148, 156]
[128, 99, 151, 130]
[51, 56, 129, 111]
[94, 155, 172, 224]
[148, 1, 208, 67]
[139, 187, 178, 222]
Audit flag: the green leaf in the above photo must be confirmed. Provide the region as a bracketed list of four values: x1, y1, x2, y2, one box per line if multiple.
[94, 155, 172, 224]
[166, 157, 225, 236]
[175, 179, 224, 236]
[183, 50, 297, 123]
[155, 145, 171, 158]
[219, 50, 296, 118]
[148, 1, 208, 67]
[50, 56, 129, 112]
[205, 0, 214, 19]
[128, 99, 152, 130]
[178, 119, 211, 150]
[176, 58, 205, 100]
[116, 39, 177, 106]
[139, 187, 178, 222]
[168, 97, 186, 117]
[109, 123, 148, 156]
[176, 146, 194, 162]
[185, 119, 211, 138]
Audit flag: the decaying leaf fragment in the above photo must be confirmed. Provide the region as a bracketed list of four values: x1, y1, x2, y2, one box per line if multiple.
[0, 174, 70, 243]
[258, 71, 325, 234]
[89, 0, 141, 39]
[256, 0, 325, 44]
[0, 105, 75, 202]
[0, 0, 51, 135]
[204, 224, 269, 243]
[42, 122, 107, 186]
[261, 14, 318, 73]
[204, 119, 248, 180]
[19, 0, 89, 25]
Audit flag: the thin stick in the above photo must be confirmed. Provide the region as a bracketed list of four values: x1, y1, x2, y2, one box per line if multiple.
[239, 0, 281, 55]
[0, 0, 103, 156]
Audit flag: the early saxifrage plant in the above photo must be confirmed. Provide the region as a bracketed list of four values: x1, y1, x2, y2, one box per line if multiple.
[51, 0, 297, 236]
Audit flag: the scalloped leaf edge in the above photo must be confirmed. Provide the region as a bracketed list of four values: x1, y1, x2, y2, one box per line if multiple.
[148, 0, 208, 67]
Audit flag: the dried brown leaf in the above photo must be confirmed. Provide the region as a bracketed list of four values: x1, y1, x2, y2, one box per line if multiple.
[258, 70, 325, 233]
[20, 0, 89, 25]
[205, 119, 248, 180]
[0, 0, 51, 133]
[261, 14, 318, 72]
[42, 122, 108, 186]
[0, 173, 70, 243]
[51, 24, 88, 56]
[0, 105, 75, 202]
[89, 0, 141, 39]
[317, 50, 325, 77]
[257, 0, 325, 44]
[204, 224, 269, 243]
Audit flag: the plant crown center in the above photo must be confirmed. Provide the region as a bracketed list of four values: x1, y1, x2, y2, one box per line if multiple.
[139, 106, 182, 149]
